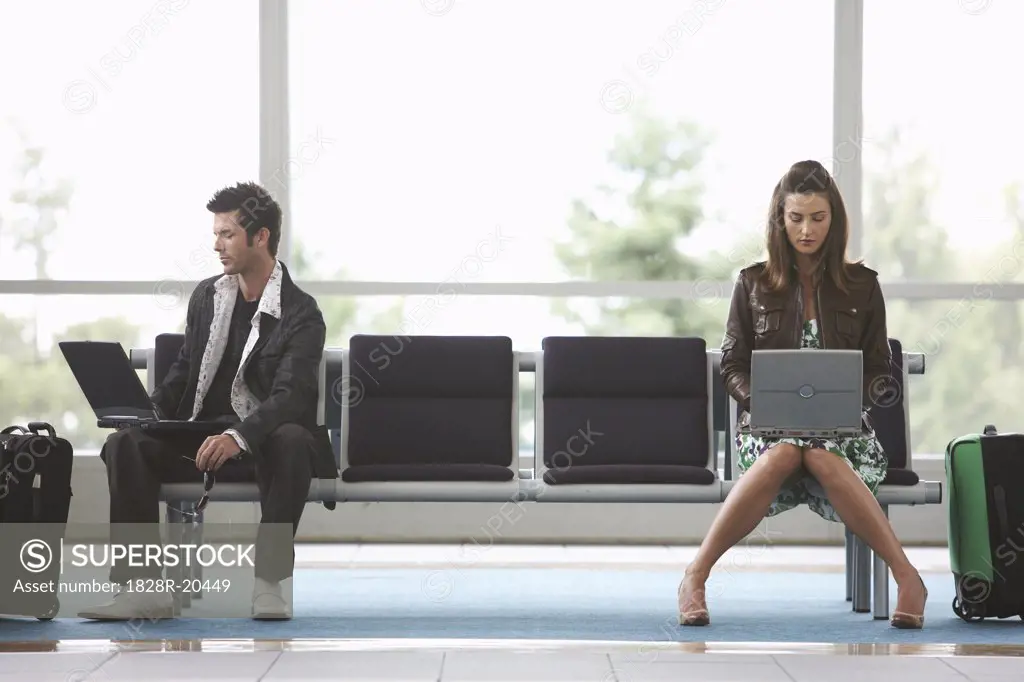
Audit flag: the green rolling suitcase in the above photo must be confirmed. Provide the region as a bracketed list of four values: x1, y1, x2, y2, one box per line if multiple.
[946, 424, 1024, 621]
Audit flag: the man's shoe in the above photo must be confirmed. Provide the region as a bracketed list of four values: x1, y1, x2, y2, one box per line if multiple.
[252, 577, 292, 620]
[78, 587, 175, 621]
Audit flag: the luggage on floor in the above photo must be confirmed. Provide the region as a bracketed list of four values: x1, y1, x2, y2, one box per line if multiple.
[946, 424, 1024, 622]
[0, 422, 74, 620]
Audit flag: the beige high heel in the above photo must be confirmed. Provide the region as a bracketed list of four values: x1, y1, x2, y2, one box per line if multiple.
[677, 577, 710, 626]
[890, 574, 928, 629]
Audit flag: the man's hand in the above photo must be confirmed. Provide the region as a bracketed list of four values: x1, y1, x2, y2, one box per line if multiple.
[195, 434, 242, 472]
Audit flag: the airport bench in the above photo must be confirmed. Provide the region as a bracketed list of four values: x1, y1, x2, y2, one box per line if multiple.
[127, 334, 939, 619]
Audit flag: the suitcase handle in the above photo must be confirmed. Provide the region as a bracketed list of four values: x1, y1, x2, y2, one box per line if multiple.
[983, 424, 997, 436]
[27, 422, 56, 439]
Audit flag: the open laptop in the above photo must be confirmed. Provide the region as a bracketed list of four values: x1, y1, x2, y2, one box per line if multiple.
[59, 340, 229, 434]
[744, 349, 863, 439]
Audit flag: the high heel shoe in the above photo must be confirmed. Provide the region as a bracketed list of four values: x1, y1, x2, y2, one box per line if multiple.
[677, 576, 710, 626]
[890, 574, 928, 629]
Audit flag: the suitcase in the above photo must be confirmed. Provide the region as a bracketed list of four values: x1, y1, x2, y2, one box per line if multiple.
[946, 424, 1024, 622]
[0, 422, 74, 620]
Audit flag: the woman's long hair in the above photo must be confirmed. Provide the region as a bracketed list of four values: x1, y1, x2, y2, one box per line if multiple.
[760, 160, 860, 294]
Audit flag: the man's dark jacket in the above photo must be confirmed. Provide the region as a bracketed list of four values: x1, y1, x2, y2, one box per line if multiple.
[151, 261, 338, 490]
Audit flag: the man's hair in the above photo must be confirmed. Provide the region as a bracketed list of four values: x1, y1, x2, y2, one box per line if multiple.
[206, 182, 282, 256]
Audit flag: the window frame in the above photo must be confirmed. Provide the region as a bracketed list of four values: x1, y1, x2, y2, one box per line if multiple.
[2, 0, 1010, 462]
[3, 1, 1019, 328]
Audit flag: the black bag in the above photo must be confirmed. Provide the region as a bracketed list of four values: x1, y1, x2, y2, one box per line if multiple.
[0, 422, 74, 620]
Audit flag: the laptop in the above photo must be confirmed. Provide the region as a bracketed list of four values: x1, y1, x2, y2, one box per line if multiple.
[745, 349, 864, 439]
[59, 340, 229, 434]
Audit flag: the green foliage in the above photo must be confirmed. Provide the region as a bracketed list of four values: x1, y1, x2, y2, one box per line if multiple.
[861, 126, 952, 279]
[0, 134, 141, 449]
[552, 105, 732, 341]
[289, 239, 360, 346]
[289, 238, 405, 346]
[862, 130, 1024, 453]
[0, 127, 416, 449]
[552, 109, 1024, 455]
[4, 113, 1024, 459]
[4, 128, 73, 281]
[0, 130, 354, 448]
[0, 305, 145, 449]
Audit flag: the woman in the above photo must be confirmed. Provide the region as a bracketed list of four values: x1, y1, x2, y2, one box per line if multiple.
[677, 160, 928, 628]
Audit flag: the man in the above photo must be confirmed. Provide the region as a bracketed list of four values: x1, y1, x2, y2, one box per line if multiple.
[79, 182, 336, 621]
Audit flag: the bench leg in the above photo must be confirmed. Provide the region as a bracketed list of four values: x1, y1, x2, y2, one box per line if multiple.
[713, 431, 720, 477]
[850, 534, 859, 608]
[177, 502, 195, 610]
[164, 501, 184, 616]
[872, 505, 890, 620]
[845, 527, 853, 602]
[852, 535, 871, 613]
[190, 509, 205, 599]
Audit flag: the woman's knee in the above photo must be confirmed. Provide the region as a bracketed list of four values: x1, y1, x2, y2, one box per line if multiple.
[757, 443, 803, 477]
[802, 447, 845, 482]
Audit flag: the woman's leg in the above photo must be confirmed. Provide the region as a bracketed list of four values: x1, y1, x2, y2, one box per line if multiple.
[801, 448, 927, 618]
[679, 443, 804, 623]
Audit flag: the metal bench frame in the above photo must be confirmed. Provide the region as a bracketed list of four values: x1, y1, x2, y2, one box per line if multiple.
[126, 344, 938, 618]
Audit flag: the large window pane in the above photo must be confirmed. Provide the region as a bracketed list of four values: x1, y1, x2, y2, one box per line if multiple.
[288, 0, 834, 284]
[283, 292, 732, 472]
[279, 293, 1024, 459]
[316, 294, 730, 348]
[862, 1, 1024, 283]
[9, 289, 992, 458]
[7, 291, 731, 454]
[0, 1, 258, 281]
[863, 2, 1024, 461]
[0, 295, 186, 452]
[888, 299, 1022, 457]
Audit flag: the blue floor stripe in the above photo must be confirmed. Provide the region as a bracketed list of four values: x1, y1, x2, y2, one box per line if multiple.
[1, 569, 1021, 643]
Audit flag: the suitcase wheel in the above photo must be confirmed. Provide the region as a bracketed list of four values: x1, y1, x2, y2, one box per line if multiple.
[952, 596, 985, 622]
[35, 598, 59, 621]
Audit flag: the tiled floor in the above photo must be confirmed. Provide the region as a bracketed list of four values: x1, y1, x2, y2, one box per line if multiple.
[0, 545, 1007, 681]
[0, 641, 1021, 681]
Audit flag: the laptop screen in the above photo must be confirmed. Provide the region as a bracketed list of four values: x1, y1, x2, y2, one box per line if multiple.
[58, 341, 157, 419]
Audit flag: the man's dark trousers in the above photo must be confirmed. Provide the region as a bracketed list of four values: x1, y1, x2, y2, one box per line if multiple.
[100, 423, 314, 584]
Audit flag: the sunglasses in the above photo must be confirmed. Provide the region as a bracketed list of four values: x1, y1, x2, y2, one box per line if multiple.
[181, 456, 216, 513]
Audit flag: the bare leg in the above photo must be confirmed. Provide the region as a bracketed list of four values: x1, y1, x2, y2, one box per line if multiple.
[678, 443, 803, 624]
[802, 448, 927, 621]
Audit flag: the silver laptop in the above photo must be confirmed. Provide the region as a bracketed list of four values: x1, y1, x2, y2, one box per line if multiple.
[746, 349, 863, 438]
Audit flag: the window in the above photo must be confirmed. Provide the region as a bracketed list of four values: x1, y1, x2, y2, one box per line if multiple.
[16, 0, 1007, 462]
[5, 291, 729, 454]
[0, 1, 258, 281]
[887, 299, 1024, 456]
[862, 1, 1024, 454]
[315, 294, 729, 348]
[0, 295, 186, 452]
[287, 0, 834, 284]
[861, 0, 1024, 284]
[11, 286, 1009, 459]
[301, 292, 730, 471]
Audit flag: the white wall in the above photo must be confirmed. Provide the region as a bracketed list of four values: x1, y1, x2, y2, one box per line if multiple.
[69, 454, 949, 546]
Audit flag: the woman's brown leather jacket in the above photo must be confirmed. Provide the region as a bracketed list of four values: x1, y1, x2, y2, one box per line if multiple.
[720, 261, 893, 414]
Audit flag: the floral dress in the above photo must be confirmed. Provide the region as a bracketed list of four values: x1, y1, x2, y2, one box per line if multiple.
[735, 319, 888, 522]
